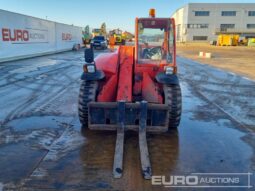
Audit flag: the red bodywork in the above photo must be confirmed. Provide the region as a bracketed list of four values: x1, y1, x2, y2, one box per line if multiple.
[94, 18, 176, 104]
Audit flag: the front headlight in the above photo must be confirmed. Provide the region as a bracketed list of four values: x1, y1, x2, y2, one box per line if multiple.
[165, 66, 173, 75]
[87, 65, 96, 73]
[83, 64, 96, 73]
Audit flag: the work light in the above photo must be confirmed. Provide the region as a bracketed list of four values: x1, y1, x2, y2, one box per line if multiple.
[165, 67, 172, 75]
[83, 64, 96, 73]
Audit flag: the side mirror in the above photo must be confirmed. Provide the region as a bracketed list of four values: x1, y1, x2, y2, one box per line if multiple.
[84, 48, 94, 63]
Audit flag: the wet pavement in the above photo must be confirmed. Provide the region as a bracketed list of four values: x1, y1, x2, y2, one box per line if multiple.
[0, 49, 254, 191]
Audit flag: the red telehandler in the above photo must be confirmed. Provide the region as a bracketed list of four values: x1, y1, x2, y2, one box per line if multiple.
[78, 9, 182, 179]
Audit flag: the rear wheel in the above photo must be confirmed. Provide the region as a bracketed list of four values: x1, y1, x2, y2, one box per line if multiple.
[163, 84, 182, 129]
[78, 80, 98, 128]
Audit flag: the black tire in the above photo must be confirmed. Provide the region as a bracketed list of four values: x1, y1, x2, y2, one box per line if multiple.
[163, 84, 182, 129]
[78, 80, 98, 128]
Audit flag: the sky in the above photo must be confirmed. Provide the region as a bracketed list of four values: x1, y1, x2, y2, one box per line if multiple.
[1, 0, 255, 32]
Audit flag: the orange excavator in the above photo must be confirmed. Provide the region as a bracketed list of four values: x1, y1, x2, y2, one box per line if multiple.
[78, 9, 181, 179]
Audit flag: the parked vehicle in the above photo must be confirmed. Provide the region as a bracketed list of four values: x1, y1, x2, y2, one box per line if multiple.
[90, 36, 108, 49]
[109, 29, 126, 45]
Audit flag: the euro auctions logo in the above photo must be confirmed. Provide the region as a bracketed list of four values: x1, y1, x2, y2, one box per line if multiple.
[2, 28, 29, 41]
[62, 33, 72, 41]
[152, 175, 199, 187]
[152, 173, 253, 188]
[1, 28, 48, 43]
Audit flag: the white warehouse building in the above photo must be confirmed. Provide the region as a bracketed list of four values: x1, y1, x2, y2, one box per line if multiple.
[172, 3, 255, 42]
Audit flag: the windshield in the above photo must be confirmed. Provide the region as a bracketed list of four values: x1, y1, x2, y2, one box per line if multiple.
[94, 36, 105, 41]
[137, 19, 173, 64]
[114, 29, 122, 35]
[92, 29, 101, 33]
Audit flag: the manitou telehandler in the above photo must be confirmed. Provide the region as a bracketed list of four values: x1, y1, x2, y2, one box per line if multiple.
[78, 9, 182, 179]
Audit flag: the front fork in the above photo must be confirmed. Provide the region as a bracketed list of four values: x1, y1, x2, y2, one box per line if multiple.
[113, 100, 152, 179]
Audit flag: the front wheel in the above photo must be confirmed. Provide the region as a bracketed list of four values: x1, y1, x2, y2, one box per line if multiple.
[78, 80, 98, 128]
[163, 84, 182, 129]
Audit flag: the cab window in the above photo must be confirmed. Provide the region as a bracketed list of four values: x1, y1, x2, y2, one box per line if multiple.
[137, 19, 173, 64]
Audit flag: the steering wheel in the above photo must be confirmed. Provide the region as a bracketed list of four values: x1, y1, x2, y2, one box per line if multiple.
[149, 46, 162, 55]
[143, 46, 162, 59]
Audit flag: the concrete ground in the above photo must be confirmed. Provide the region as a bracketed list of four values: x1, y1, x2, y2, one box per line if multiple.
[177, 43, 255, 80]
[0, 49, 254, 190]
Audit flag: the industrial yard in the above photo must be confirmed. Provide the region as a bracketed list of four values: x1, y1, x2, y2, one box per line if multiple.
[0, 48, 254, 190]
[0, 1, 255, 191]
[177, 43, 255, 80]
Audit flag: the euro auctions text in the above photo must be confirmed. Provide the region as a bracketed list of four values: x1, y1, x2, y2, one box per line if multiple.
[152, 173, 253, 188]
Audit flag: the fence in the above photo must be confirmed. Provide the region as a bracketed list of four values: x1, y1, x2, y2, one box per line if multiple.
[0, 9, 83, 62]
